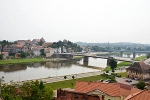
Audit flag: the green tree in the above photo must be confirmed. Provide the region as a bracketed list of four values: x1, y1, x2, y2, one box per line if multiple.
[136, 81, 146, 90]
[40, 49, 45, 56]
[0, 54, 3, 60]
[147, 53, 150, 59]
[1, 80, 54, 100]
[64, 76, 67, 80]
[72, 75, 75, 80]
[108, 58, 117, 72]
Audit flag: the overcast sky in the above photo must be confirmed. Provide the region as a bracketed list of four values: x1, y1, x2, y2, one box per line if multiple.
[0, 0, 150, 44]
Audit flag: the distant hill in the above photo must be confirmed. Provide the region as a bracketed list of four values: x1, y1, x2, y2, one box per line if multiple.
[75, 42, 149, 46]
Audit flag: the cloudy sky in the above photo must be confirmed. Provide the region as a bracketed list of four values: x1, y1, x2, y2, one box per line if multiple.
[0, 0, 150, 44]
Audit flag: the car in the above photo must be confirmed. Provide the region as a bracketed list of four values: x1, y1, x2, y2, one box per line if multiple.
[125, 79, 132, 82]
[100, 79, 103, 82]
[125, 80, 128, 82]
[128, 80, 132, 82]
[105, 79, 111, 82]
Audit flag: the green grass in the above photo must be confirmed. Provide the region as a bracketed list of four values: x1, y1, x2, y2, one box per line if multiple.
[73, 56, 83, 59]
[45, 72, 126, 90]
[0, 58, 44, 65]
[117, 72, 126, 77]
[134, 56, 146, 61]
[104, 61, 131, 71]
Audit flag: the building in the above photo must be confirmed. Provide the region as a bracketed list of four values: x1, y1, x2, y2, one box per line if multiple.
[124, 90, 150, 100]
[44, 47, 55, 57]
[1, 52, 9, 59]
[126, 61, 150, 80]
[42, 42, 53, 48]
[75, 81, 140, 100]
[56, 88, 103, 100]
[32, 47, 41, 56]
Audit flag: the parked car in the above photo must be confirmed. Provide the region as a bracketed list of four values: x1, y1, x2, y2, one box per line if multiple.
[100, 79, 103, 82]
[125, 79, 132, 82]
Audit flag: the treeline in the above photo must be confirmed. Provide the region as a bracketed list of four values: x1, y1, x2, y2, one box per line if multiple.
[51, 40, 82, 52]
[0, 40, 16, 46]
[1, 77, 54, 100]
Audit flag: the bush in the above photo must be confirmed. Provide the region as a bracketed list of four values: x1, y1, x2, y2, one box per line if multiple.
[106, 71, 109, 73]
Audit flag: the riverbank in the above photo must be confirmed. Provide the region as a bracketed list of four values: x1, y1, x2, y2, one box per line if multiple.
[104, 61, 131, 71]
[0, 58, 44, 65]
[0, 56, 83, 65]
[5, 70, 126, 90]
[134, 55, 146, 61]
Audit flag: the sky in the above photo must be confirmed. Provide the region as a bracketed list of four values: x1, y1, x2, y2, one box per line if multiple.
[0, 0, 150, 44]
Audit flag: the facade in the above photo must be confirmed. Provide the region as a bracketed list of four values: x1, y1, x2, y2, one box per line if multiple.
[45, 47, 55, 57]
[42, 42, 52, 48]
[2, 52, 9, 59]
[75, 81, 141, 100]
[32, 48, 41, 56]
[126, 61, 150, 80]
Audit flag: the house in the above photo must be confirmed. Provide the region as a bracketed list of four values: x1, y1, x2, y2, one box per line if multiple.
[17, 40, 26, 45]
[75, 81, 141, 100]
[22, 45, 29, 52]
[44, 47, 55, 57]
[124, 90, 150, 100]
[56, 88, 103, 100]
[54, 47, 61, 53]
[42, 42, 53, 48]
[126, 61, 150, 80]
[32, 47, 41, 56]
[1, 52, 9, 59]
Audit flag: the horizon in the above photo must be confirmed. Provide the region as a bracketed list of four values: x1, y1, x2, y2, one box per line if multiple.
[1, 0, 150, 44]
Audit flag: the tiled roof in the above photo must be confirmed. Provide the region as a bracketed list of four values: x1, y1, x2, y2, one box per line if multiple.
[2, 52, 9, 54]
[126, 62, 150, 73]
[56, 88, 102, 100]
[124, 90, 150, 100]
[75, 81, 140, 97]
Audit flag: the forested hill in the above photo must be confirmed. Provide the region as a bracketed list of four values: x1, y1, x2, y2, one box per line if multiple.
[51, 40, 82, 52]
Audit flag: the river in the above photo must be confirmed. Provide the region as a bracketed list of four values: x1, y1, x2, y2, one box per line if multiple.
[0, 53, 146, 82]
[0, 58, 107, 82]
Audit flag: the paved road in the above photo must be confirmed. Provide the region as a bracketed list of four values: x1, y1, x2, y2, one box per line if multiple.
[5, 69, 126, 85]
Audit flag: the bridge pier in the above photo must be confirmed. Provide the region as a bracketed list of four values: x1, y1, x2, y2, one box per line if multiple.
[83, 56, 89, 62]
[83, 62, 88, 66]
[133, 52, 136, 59]
[120, 51, 123, 57]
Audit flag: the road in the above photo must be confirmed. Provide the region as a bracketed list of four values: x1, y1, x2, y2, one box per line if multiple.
[5, 69, 126, 85]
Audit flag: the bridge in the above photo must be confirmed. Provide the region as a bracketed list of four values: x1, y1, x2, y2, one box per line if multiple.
[110, 50, 150, 58]
[53, 52, 133, 67]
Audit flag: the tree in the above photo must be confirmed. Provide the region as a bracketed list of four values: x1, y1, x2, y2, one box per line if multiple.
[72, 75, 75, 80]
[0, 54, 3, 60]
[108, 58, 117, 72]
[0, 76, 4, 100]
[136, 81, 146, 90]
[1, 80, 54, 100]
[64, 76, 67, 80]
[146, 53, 150, 59]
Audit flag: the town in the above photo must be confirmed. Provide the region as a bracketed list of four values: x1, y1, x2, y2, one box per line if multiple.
[1, 38, 150, 100]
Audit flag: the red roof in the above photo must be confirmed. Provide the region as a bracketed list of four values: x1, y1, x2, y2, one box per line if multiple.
[75, 81, 141, 97]
[56, 88, 102, 100]
[124, 90, 150, 100]
[2, 52, 9, 54]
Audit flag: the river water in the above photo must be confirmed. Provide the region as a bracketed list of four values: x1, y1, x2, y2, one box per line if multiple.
[0, 58, 107, 82]
[0, 53, 145, 82]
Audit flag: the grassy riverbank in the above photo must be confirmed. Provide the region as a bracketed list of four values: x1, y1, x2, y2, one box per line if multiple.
[0, 58, 44, 65]
[72, 56, 83, 59]
[104, 61, 131, 71]
[134, 56, 146, 61]
[45, 72, 126, 90]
